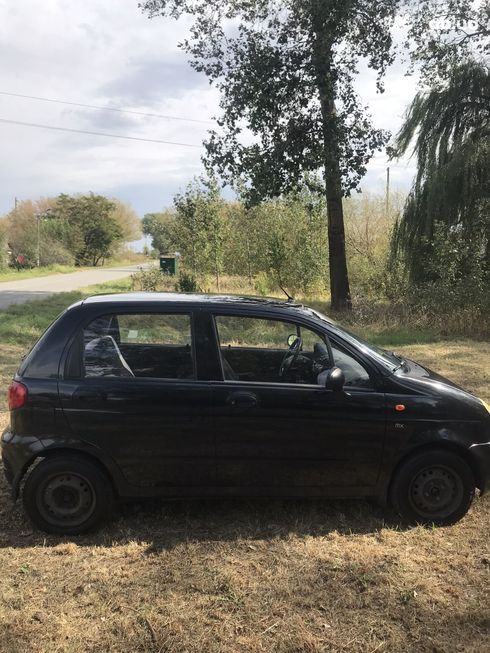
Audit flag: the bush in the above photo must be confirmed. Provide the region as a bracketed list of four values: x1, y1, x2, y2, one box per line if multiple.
[130, 267, 165, 291]
[176, 272, 200, 293]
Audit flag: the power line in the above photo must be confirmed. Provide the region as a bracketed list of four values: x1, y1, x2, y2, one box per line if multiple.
[0, 90, 214, 125]
[0, 117, 203, 147]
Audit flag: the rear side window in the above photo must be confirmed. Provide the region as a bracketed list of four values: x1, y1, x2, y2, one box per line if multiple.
[82, 313, 194, 380]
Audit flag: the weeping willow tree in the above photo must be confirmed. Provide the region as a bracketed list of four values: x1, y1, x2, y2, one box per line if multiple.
[391, 60, 490, 283]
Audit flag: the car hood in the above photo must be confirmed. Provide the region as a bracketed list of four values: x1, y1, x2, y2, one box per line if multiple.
[403, 358, 466, 391]
[394, 358, 489, 420]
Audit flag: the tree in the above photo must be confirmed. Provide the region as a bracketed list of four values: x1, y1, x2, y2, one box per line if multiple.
[111, 200, 142, 244]
[172, 178, 228, 289]
[391, 60, 490, 282]
[141, 0, 400, 309]
[3, 198, 75, 267]
[142, 211, 177, 254]
[54, 194, 122, 266]
[403, 0, 489, 84]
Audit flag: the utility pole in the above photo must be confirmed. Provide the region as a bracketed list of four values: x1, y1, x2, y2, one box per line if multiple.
[14, 197, 19, 211]
[36, 213, 41, 267]
[385, 166, 390, 216]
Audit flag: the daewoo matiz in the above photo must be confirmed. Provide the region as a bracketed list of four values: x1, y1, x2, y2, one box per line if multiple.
[2, 293, 489, 534]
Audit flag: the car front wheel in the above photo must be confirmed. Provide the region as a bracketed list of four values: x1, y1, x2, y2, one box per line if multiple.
[390, 449, 475, 526]
[23, 456, 114, 535]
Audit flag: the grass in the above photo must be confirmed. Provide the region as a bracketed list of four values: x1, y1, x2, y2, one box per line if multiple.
[0, 264, 79, 282]
[0, 282, 489, 652]
[0, 255, 149, 283]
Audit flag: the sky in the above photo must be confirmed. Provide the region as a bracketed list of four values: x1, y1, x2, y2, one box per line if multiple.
[0, 0, 418, 224]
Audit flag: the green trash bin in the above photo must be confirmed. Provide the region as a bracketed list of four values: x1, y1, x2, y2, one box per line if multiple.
[159, 255, 179, 276]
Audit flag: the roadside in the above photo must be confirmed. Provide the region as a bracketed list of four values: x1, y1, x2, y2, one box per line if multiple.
[0, 257, 148, 284]
[0, 262, 154, 309]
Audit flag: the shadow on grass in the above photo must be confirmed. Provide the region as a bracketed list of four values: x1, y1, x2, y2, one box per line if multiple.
[0, 486, 409, 551]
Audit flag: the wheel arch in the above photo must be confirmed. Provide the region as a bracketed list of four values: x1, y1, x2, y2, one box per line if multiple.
[13, 445, 123, 501]
[387, 440, 480, 500]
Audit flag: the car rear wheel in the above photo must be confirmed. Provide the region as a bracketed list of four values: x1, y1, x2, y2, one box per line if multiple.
[23, 456, 114, 535]
[390, 449, 475, 526]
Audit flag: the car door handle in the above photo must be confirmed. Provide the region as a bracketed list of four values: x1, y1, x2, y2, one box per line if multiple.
[226, 391, 258, 408]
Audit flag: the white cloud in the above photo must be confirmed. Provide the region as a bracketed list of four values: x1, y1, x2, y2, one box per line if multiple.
[0, 0, 417, 217]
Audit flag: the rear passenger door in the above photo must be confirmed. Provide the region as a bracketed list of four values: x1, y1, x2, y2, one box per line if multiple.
[59, 310, 215, 490]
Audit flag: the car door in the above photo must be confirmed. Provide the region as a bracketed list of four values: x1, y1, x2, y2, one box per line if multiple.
[58, 309, 215, 489]
[210, 313, 386, 492]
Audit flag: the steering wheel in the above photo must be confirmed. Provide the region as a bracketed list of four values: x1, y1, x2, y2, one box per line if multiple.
[279, 336, 303, 378]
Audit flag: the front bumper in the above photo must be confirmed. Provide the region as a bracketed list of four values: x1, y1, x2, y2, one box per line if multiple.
[468, 441, 490, 494]
[1, 427, 45, 500]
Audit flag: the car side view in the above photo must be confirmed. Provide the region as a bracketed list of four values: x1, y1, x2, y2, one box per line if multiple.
[2, 292, 490, 534]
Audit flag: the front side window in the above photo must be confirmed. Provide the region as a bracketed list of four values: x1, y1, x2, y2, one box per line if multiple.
[214, 315, 330, 384]
[331, 341, 371, 388]
[83, 313, 193, 380]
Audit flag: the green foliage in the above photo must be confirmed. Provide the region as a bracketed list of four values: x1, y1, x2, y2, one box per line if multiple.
[402, 0, 489, 83]
[3, 194, 136, 268]
[171, 177, 228, 289]
[176, 272, 200, 293]
[391, 60, 490, 283]
[142, 211, 176, 254]
[54, 193, 122, 266]
[141, 1, 402, 309]
[130, 267, 165, 292]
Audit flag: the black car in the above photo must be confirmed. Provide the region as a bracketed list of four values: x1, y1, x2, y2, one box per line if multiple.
[2, 292, 489, 534]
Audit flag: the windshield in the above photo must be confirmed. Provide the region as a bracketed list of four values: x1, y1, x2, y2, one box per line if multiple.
[309, 308, 402, 371]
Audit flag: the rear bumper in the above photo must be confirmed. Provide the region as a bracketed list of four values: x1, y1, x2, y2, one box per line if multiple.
[1, 428, 45, 500]
[468, 442, 490, 494]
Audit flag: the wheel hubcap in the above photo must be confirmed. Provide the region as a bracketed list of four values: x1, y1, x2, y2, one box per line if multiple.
[409, 465, 463, 519]
[38, 473, 96, 527]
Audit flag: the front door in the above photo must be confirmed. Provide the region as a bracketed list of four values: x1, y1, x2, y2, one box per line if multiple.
[59, 310, 214, 489]
[210, 314, 386, 492]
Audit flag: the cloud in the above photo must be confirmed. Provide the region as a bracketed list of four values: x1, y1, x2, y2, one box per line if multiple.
[0, 0, 417, 219]
[98, 57, 208, 106]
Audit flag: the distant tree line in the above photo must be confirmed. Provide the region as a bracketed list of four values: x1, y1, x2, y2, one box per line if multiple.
[143, 179, 404, 297]
[0, 193, 141, 268]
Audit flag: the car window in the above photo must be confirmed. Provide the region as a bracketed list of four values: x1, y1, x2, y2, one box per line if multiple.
[331, 342, 371, 388]
[214, 315, 329, 384]
[82, 313, 194, 380]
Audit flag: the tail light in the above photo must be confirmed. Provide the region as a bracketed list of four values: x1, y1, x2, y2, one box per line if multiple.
[7, 381, 27, 410]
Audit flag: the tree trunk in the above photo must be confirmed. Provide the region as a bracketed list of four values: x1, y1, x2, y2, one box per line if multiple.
[326, 188, 351, 310]
[311, 2, 352, 311]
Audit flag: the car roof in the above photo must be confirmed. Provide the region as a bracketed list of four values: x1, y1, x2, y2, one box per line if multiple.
[82, 292, 299, 308]
[79, 292, 334, 323]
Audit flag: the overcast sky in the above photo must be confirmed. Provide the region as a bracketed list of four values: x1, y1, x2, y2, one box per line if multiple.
[0, 0, 418, 220]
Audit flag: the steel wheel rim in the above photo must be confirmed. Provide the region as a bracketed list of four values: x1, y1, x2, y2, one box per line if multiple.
[37, 472, 96, 527]
[408, 464, 464, 520]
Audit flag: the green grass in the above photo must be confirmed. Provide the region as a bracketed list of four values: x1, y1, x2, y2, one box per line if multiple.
[0, 256, 149, 283]
[0, 264, 79, 282]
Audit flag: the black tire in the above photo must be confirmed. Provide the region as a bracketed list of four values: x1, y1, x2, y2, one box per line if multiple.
[390, 449, 475, 526]
[23, 456, 114, 535]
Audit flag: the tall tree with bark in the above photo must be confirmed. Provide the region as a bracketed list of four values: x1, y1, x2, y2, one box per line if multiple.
[140, 0, 398, 309]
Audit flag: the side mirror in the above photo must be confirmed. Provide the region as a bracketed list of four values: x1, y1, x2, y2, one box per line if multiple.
[325, 366, 345, 391]
[287, 333, 299, 347]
